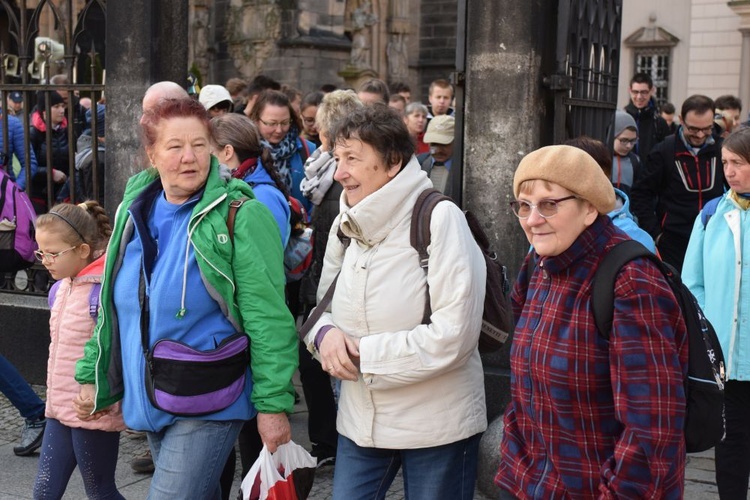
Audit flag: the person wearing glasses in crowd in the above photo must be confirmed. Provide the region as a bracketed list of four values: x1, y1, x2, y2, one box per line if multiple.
[630, 94, 725, 272]
[624, 72, 671, 165]
[610, 110, 641, 197]
[299, 91, 324, 148]
[496, 145, 689, 499]
[247, 90, 317, 215]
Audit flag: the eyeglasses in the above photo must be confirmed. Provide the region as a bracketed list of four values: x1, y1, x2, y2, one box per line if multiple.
[684, 124, 714, 135]
[617, 137, 638, 146]
[509, 196, 578, 219]
[34, 245, 78, 263]
[259, 119, 291, 129]
[630, 90, 650, 96]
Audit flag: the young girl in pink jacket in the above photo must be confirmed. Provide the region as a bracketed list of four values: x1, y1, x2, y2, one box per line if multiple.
[33, 201, 125, 499]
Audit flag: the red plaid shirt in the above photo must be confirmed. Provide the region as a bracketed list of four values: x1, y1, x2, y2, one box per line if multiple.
[496, 217, 688, 499]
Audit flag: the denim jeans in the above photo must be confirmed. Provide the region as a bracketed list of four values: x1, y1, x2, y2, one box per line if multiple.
[0, 354, 45, 420]
[332, 433, 482, 500]
[147, 419, 243, 500]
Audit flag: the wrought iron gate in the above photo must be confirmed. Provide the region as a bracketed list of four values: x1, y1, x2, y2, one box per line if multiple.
[545, 0, 622, 144]
[0, 0, 105, 295]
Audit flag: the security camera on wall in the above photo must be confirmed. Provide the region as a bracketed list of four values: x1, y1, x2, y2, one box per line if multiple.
[28, 37, 65, 80]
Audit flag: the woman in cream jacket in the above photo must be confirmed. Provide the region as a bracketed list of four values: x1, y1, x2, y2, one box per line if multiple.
[304, 105, 487, 500]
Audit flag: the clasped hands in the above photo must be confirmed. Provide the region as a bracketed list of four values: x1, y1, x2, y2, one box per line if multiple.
[318, 327, 360, 381]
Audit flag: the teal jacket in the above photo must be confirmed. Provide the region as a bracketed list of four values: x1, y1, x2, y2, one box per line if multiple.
[683, 193, 750, 381]
[75, 158, 298, 413]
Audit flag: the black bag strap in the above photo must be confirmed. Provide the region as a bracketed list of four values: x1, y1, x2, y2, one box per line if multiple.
[591, 240, 664, 339]
[410, 188, 451, 324]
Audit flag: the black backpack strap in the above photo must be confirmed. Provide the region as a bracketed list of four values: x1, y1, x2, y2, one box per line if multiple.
[298, 272, 340, 342]
[410, 188, 452, 324]
[591, 240, 661, 339]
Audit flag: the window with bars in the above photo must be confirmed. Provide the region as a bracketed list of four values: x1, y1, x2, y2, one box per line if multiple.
[635, 48, 670, 108]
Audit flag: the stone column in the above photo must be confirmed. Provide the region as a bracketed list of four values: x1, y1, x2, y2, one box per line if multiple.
[463, 0, 557, 496]
[729, 2, 750, 114]
[740, 29, 750, 116]
[104, 0, 189, 215]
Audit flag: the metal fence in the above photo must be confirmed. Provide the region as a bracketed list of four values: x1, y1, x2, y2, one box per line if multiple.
[1, 0, 105, 295]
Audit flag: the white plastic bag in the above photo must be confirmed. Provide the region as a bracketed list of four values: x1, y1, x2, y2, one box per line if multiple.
[241, 441, 317, 500]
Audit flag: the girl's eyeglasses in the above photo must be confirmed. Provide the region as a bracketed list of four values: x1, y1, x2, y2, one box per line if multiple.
[34, 245, 78, 263]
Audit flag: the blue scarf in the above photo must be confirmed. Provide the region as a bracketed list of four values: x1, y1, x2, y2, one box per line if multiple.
[262, 126, 300, 191]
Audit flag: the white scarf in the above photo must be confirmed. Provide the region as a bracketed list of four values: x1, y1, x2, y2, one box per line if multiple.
[300, 148, 336, 206]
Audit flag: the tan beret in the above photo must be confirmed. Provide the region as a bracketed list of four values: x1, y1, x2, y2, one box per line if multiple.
[513, 145, 615, 214]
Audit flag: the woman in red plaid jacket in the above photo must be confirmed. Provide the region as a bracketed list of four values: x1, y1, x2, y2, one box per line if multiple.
[496, 145, 689, 499]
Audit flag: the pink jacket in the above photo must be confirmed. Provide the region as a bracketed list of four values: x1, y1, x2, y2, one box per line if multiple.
[46, 255, 125, 431]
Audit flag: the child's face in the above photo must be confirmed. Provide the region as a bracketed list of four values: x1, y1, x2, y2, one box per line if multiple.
[614, 129, 638, 156]
[35, 228, 89, 280]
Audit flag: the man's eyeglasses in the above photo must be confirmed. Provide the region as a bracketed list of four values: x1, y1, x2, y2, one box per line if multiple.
[34, 245, 78, 263]
[259, 119, 291, 129]
[509, 196, 578, 219]
[630, 90, 650, 96]
[684, 124, 713, 135]
[617, 137, 638, 146]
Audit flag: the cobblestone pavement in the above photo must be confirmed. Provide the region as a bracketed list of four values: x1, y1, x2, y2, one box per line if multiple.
[0, 384, 722, 499]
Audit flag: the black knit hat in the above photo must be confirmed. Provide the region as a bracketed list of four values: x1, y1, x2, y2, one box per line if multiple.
[36, 90, 64, 109]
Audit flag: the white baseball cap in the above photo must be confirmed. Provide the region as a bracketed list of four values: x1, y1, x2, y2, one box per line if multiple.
[199, 85, 232, 111]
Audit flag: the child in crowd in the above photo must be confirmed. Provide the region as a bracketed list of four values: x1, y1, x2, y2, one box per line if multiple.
[611, 110, 641, 196]
[32, 201, 125, 499]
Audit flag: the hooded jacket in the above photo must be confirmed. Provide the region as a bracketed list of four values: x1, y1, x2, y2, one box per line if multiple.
[0, 112, 38, 190]
[608, 188, 656, 253]
[75, 159, 298, 417]
[47, 255, 124, 431]
[243, 161, 290, 247]
[29, 110, 70, 174]
[304, 157, 487, 449]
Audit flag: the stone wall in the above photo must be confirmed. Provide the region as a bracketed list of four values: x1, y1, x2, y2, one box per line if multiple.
[417, 0, 458, 100]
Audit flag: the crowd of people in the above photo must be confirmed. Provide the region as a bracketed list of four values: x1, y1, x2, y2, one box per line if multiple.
[0, 68, 748, 499]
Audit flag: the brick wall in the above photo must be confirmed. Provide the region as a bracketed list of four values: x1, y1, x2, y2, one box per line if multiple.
[418, 0, 458, 102]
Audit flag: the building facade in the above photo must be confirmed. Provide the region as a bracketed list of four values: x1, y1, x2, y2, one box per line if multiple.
[618, 0, 745, 113]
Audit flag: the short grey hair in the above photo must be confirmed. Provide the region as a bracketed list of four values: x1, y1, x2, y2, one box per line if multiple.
[316, 90, 364, 138]
[404, 102, 428, 117]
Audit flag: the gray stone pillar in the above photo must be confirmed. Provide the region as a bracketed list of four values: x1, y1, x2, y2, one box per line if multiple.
[740, 29, 750, 119]
[463, 0, 557, 496]
[105, 0, 189, 215]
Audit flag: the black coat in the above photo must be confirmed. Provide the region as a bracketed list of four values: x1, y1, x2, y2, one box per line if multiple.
[625, 101, 671, 165]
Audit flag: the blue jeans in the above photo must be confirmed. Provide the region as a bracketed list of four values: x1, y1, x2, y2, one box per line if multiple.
[0, 353, 44, 420]
[333, 433, 482, 500]
[33, 418, 123, 499]
[147, 419, 243, 500]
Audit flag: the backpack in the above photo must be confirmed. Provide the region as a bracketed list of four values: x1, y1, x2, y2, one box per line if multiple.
[700, 196, 722, 228]
[411, 189, 512, 352]
[0, 168, 38, 272]
[48, 280, 101, 320]
[285, 197, 313, 282]
[591, 240, 726, 453]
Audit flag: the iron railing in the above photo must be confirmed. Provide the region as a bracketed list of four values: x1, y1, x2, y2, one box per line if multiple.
[1, 0, 105, 295]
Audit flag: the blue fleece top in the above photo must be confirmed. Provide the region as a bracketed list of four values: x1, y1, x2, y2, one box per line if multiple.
[115, 188, 253, 431]
[1, 113, 38, 190]
[292, 138, 316, 215]
[609, 188, 656, 253]
[244, 162, 291, 248]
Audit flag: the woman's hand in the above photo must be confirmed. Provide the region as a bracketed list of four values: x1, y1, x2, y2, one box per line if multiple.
[319, 328, 360, 381]
[257, 412, 292, 453]
[73, 384, 110, 421]
[52, 169, 67, 184]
